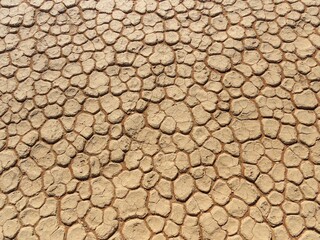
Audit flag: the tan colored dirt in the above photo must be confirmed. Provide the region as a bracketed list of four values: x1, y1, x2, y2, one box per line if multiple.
[0, 0, 319, 239]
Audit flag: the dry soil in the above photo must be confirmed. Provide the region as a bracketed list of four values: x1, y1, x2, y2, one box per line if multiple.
[0, 0, 320, 239]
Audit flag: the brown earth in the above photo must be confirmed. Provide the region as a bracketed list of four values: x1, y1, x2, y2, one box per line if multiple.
[0, 0, 320, 239]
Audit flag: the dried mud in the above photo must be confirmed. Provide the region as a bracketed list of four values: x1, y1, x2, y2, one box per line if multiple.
[0, 0, 320, 239]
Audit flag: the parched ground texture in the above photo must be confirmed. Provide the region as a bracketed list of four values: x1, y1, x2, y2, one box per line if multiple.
[0, 0, 320, 239]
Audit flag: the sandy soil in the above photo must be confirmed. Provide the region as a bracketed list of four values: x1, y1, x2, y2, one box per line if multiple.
[0, 0, 319, 239]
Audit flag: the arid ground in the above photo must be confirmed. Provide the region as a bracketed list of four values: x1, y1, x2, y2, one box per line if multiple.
[0, 0, 320, 239]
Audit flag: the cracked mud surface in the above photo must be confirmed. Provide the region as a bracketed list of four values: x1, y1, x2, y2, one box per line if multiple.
[0, 0, 320, 239]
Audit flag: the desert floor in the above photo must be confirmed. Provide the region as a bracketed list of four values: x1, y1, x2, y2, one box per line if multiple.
[0, 0, 320, 239]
